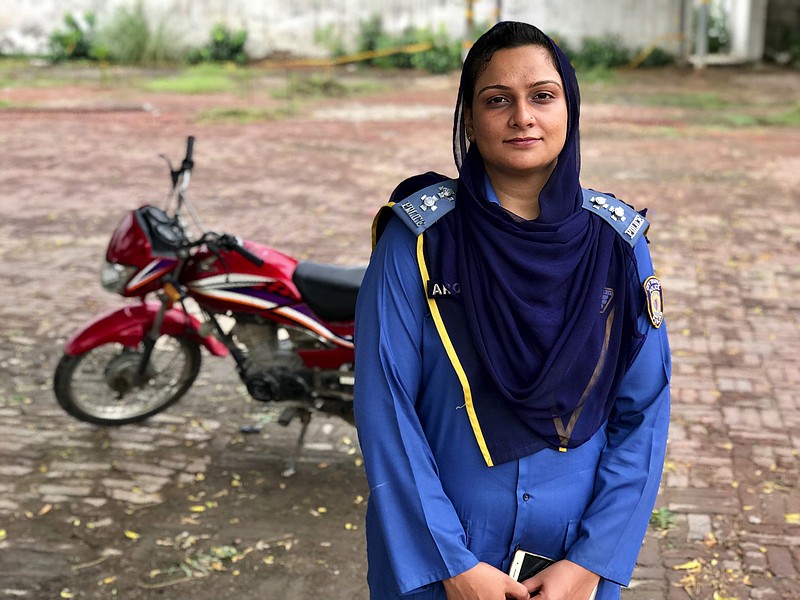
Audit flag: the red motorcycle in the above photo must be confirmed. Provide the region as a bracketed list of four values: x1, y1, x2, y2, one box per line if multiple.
[54, 137, 363, 474]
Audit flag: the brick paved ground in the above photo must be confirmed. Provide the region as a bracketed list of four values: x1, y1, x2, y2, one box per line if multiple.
[0, 64, 798, 598]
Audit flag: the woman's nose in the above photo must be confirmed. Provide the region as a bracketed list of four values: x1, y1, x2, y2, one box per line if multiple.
[510, 103, 534, 128]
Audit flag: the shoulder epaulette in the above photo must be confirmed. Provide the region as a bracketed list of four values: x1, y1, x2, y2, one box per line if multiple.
[390, 179, 458, 235]
[581, 188, 649, 247]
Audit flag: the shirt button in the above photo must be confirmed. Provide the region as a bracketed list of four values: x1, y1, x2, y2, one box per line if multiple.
[522, 493, 531, 502]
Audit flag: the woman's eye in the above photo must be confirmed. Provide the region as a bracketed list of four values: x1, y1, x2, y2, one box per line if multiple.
[487, 96, 508, 105]
[532, 92, 555, 101]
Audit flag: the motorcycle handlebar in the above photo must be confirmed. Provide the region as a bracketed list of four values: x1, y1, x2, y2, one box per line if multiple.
[181, 135, 195, 173]
[231, 241, 264, 267]
[216, 234, 264, 267]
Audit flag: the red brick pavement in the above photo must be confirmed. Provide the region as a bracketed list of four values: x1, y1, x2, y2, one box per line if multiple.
[0, 66, 798, 599]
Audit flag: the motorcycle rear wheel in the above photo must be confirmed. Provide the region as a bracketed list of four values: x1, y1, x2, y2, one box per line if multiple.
[54, 335, 202, 425]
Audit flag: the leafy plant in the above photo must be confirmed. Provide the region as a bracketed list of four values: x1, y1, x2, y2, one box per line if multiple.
[49, 11, 98, 61]
[638, 46, 675, 67]
[355, 16, 462, 73]
[707, 2, 731, 53]
[650, 507, 676, 531]
[314, 24, 347, 58]
[357, 15, 385, 57]
[191, 23, 248, 64]
[94, 1, 184, 64]
[774, 24, 800, 68]
[573, 35, 631, 70]
[410, 26, 462, 74]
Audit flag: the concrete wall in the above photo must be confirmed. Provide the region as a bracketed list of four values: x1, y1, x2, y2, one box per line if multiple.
[0, 0, 491, 57]
[0, 0, 717, 61]
[503, 0, 686, 55]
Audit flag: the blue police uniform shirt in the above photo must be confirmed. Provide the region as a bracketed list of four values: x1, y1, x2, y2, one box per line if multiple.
[354, 198, 671, 599]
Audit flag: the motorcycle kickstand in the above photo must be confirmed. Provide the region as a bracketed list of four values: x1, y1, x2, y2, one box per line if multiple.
[281, 410, 312, 478]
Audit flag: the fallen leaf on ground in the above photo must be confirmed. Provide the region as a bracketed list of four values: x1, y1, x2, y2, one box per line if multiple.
[673, 559, 702, 571]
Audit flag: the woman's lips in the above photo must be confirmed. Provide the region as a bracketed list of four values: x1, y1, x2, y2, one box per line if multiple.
[505, 137, 541, 147]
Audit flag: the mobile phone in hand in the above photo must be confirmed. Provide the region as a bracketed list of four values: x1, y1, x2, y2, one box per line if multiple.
[508, 549, 554, 582]
[509, 551, 598, 599]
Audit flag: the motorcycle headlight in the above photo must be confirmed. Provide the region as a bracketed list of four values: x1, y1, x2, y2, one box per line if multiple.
[101, 261, 137, 293]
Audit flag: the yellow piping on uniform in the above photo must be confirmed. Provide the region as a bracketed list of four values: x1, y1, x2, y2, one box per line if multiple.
[371, 202, 396, 250]
[416, 234, 494, 467]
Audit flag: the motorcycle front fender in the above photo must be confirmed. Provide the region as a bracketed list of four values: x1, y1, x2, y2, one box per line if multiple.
[63, 302, 229, 357]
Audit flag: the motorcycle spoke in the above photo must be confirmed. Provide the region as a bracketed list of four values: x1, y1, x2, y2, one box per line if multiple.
[66, 338, 197, 421]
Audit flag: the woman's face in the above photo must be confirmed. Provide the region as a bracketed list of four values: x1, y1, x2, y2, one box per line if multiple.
[465, 45, 568, 181]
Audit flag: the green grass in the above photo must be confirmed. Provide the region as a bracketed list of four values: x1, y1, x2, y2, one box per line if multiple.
[271, 73, 384, 100]
[762, 103, 800, 126]
[641, 91, 732, 110]
[142, 64, 251, 94]
[196, 106, 291, 123]
[712, 103, 800, 128]
[574, 66, 619, 85]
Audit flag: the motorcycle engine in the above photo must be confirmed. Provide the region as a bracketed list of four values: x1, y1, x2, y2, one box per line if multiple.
[233, 321, 311, 402]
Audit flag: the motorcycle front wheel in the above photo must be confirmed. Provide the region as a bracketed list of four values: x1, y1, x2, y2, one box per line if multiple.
[54, 335, 202, 425]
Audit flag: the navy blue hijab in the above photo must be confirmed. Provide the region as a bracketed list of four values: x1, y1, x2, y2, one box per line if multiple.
[449, 22, 644, 451]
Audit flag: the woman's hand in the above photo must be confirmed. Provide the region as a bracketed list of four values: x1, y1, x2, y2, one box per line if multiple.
[523, 559, 599, 600]
[443, 562, 530, 600]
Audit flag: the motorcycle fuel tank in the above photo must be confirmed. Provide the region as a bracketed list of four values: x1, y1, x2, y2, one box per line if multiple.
[183, 240, 302, 315]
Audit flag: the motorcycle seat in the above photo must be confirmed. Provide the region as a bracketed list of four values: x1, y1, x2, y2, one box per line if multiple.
[292, 261, 367, 323]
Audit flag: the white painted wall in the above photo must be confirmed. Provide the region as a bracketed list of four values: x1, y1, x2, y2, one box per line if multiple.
[503, 0, 686, 54]
[0, 0, 491, 57]
[0, 0, 728, 61]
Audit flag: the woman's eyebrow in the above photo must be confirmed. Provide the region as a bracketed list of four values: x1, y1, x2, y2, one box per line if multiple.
[477, 80, 563, 96]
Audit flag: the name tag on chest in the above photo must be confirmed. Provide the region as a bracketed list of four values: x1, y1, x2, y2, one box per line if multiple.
[427, 280, 461, 298]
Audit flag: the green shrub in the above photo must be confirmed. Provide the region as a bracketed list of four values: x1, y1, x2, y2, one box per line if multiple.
[94, 2, 184, 64]
[355, 16, 461, 73]
[574, 35, 631, 69]
[49, 12, 98, 61]
[357, 15, 385, 56]
[314, 24, 347, 58]
[775, 24, 800, 68]
[410, 26, 462, 74]
[191, 23, 248, 64]
[638, 46, 675, 67]
[707, 4, 731, 53]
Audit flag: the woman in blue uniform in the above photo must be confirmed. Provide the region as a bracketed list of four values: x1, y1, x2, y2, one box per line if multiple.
[354, 21, 670, 600]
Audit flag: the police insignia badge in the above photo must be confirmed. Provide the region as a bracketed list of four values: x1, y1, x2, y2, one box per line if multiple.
[643, 276, 664, 328]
